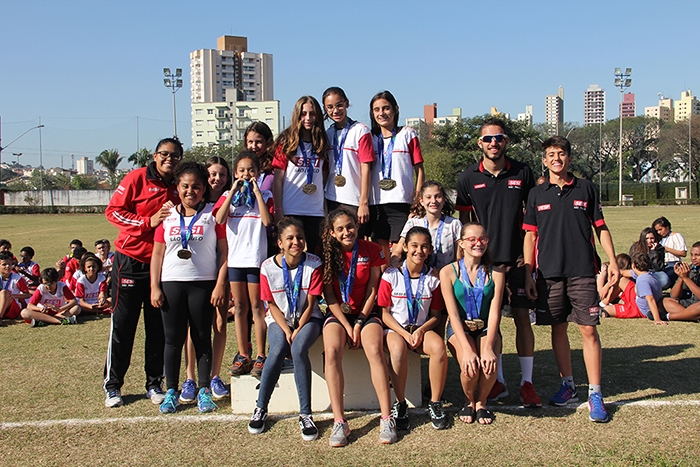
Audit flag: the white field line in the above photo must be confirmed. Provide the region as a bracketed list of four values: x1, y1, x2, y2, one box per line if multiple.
[2, 399, 700, 430]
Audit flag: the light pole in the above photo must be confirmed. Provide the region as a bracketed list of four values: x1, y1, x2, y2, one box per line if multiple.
[13, 152, 22, 165]
[614, 67, 632, 205]
[689, 114, 693, 199]
[0, 118, 44, 185]
[163, 68, 183, 138]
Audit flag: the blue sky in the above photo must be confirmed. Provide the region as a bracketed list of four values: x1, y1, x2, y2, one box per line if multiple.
[1, 0, 698, 170]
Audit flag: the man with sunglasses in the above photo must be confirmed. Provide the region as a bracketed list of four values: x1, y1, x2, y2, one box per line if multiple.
[522, 136, 618, 423]
[103, 138, 182, 408]
[455, 117, 540, 408]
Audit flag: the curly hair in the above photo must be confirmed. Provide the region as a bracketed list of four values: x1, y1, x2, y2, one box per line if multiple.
[322, 207, 358, 285]
[275, 96, 329, 162]
[174, 161, 210, 201]
[409, 180, 455, 218]
[80, 253, 103, 274]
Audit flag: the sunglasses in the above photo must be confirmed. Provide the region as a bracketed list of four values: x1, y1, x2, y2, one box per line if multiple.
[462, 236, 490, 246]
[479, 134, 506, 143]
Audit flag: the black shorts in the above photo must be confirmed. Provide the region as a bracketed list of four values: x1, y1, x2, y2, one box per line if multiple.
[326, 199, 369, 239]
[496, 262, 533, 310]
[534, 277, 600, 326]
[324, 311, 382, 329]
[366, 203, 410, 242]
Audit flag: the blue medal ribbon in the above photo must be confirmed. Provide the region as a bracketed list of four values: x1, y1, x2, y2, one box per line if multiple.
[232, 181, 254, 208]
[179, 203, 203, 251]
[459, 259, 486, 321]
[403, 261, 427, 326]
[424, 215, 445, 268]
[377, 128, 396, 180]
[333, 119, 352, 177]
[2, 277, 10, 290]
[299, 142, 316, 186]
[282, 253, 306, 323]
[339, 242, 359, 305]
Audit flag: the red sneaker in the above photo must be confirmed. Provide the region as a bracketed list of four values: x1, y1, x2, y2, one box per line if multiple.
[520, 381, 542, 408]
[487, 380, 509, 401]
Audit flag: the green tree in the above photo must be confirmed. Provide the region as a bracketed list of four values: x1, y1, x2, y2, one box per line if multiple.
[657, 115, 700, 182]
[96, 149, 124, 188]
[128, 148, 152, 168]
[183, 143, 237, 165]
[71, 174, 99, 190]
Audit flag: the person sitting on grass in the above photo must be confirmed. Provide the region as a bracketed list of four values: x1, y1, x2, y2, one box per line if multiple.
[15, 246, 40, 289]
[75, 254, 111, 315]
[20, 267, 80, 327]
[0, 239, 12, 253]
[597, 254, 631, 308]
[662, 242, 700, 322]
[63, 246, 87, 292]
[653, 216, 687, 285]
[602, 253, 667, 325]
[629, 227, 669, 288]
[56, 239, 82, 277]
[0, 251, 31, 324]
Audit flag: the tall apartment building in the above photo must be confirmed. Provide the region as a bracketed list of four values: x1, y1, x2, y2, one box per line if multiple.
[545, 86, 564, 135]
[583, 85, 605, 126]
[644, 97, 674, 123]
[621, 92, 635, 118]
[674, 90, 700, 122]
[76, 157, 93, 175]
[405, 104, 461, 133]
[517, 105, 533, 126]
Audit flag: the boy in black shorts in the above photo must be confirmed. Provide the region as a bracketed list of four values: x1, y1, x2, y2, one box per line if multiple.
[523, 136, 618, 423]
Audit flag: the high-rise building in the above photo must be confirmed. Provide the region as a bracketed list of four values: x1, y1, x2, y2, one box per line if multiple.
[545, 86, 564, 135]
[674, 90, 700, 122]
[621, 92, 635, 118]
[644, 96, 674, 123]
[517, 105, 533, 126]
[583, 84, 605, 126]
[76, 157, 93, 175]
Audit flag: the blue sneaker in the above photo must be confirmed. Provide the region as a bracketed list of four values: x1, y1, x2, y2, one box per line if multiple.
[548, 383, 579, 406]
[210, 376, 229, 400]
[179, 379, 196, 404]
[197, 387, 218, 413]
[159, 388, 179, 414]
[588, 392, 609, 422]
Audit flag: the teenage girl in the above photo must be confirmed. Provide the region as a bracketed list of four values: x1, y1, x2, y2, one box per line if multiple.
[74, 254, 110, 315]
[322, 87, 374, 232]
[272, 96, 329, 255]
[378, 226, 448, 431]
[440, 222, 504, 425]
[245, 122, 277, 258]
[247, 217, 324, 441]
[367, 91, 424, 265]
[151, 161, 228, 414]
[182, 156, 233, 402]
[321, 207, 397, 447]
[215, 151, 274, 378]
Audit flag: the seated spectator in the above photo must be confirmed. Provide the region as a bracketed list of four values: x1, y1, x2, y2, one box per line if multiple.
[55, 239, 83, 277]
[94, 239, 114, 275]
[629, 227, 669, 289]
[0, 239, 12, 253]
[15, 246, 40, 288]
[597, 254, 631, 307]
[75, 254, 111, 315]
[663, 242, 700, 322]
[63, 246, 87, 291]
[653, 217, 686, 285]
[20, 267, 79, 327]
[0, 251, 31, 323]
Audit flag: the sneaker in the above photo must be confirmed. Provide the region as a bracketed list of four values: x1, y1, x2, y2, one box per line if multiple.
[104, 389, 123, 408]
[60, 316, 77, 325]
[210, 376, 229, 400]
[520, 381, 542, 408]
[30, 319, 47, 328]
[588, 392, 609, 423]
[146, 386, 166, 404]
[179, 379, 197, 404]
[299, 414, 318, 441]
[248, 407, 267, 434]
[378, 416, 398, 444]
[329, 419, 350, 447]
[228, 353, 253, 376]
[251, 355, 266, 379]
[391, 400, 409, 431]
[159, 388, 179, 414]
[197, 387, 218, 413]
[428, 401, 448, 430]
[487, 380, 509, 401]
[549, 383, 579, 406]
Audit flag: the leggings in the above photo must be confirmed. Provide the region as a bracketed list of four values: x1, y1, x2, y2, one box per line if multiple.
[161, 281, 216, 390]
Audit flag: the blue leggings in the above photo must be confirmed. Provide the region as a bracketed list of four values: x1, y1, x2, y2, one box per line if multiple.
[256, 317, 322, 415]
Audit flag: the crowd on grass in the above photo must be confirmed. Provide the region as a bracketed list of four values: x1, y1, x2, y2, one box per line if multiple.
[1, 88, 699, 447]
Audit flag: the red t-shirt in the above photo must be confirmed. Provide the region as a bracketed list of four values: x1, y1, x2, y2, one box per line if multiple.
[330, 240, 386, 314]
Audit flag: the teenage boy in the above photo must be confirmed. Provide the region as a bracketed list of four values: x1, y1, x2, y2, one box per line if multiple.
[0, 251, 31, 322]
[523, 135, 618, 423]
[455, 117, 540, 408]
[663, 242, 700, 321]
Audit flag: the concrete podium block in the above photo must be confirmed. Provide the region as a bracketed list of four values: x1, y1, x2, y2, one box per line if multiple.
[231, 338, 422, 414]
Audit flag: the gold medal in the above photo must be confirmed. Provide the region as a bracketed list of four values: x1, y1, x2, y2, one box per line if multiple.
[177, 249, 192, 260]
[334, 175, 346, 187]
[302, 183, 317, 194]
[464, 319, 485, 331]
[378, 178, 397, 190]
[340, 303, 352, 314]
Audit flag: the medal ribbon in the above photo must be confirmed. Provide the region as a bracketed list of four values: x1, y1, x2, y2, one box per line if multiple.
[282, 253, 306, 323]
[179, 203, 203, 251]
[2, 277, 10, 290]
[403, 261, 427, 326]
[333, 119, 352, 178]
[232, 181, 254, 208]
[459, 259, 486, 321]
[424, 215, 445, 267]
[339, 242, 359, 305]
[377, 128, 396, 180]
[299, 142, 316, 186]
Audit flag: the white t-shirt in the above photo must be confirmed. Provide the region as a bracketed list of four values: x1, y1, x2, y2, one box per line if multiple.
[214, 189, 273, 268]
[370, 126, 423, 205]
[154, 204, 225, 281]
[272, 143, 327, 217]
[260, 253, 325, 326]
[377, 265, 444, 327]
[660, 231, 687, 263]
[1, 272, 29, 307]
[324, 120, 374, 206]
[400, 215, 462, 270]
[75, 273, 107, 305]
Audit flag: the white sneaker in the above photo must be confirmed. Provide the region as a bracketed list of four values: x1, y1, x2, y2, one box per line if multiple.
[105, 389, 123, 408]
[329, 420, 350, 447]
[299, 415, 318, 441]
[379, 416, 397, 444]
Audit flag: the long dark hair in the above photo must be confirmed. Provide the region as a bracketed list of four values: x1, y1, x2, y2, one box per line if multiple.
[369, 90, 400, 136]
[322, 207, 358, 285]
[244, 122, 274, 173]
[631, 227, 659, 255]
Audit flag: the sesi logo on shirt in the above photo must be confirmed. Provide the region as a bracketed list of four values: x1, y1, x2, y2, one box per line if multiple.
[169, 225, 204, 236]
[537, 204, 551, 212]
[508, 179, 522, 188]
[573, 200, 588, 210]
[292, 156, 323, 168]
[473, 183, 487, 190]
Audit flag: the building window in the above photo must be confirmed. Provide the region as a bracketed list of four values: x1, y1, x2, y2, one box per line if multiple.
[196, 120, 203, 126]
[195, 109, 202, 115]
[196, 131, 203, 137]
[207, 109, 213, 114]
[266, 107, 272, 114]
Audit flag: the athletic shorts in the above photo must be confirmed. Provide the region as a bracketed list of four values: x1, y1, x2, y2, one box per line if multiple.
[496, 262, 533, 310]
[534, 276, 600, 326]
[445, 318, 489, 341]
[324, 311, 382, 329]
[228, 267, 260, 284]
[326, 199, 369, 239]
[366, 203, 410, 242]
[4, 300, 22, 320]
[679, 295, 699, 308]
[612, 280, 645, 319]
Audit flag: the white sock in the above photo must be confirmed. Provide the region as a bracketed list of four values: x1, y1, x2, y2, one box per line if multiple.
[519, 356, 534, 386]
[562, 376, 575, 389]
[497, 353, 504, 383]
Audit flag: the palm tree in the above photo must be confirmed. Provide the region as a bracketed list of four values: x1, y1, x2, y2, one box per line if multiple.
[96, 149, 124, 188]
[128, 148, 152, 168]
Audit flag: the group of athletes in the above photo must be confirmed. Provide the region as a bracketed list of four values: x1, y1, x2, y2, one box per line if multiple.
[3, 86, 697, 447]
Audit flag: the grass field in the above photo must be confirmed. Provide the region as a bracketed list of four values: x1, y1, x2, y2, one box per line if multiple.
[1, 206, 700, 466]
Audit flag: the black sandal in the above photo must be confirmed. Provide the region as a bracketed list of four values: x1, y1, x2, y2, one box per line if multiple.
[459, 406, 475, 424]
[476, 408, 495, 425]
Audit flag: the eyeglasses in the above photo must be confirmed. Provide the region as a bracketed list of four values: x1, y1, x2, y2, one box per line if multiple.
[155, 151, 182, 161]
[462, 236, 490, 245]
[479, 134, 506, 143]
[325, 102, 347, 112]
